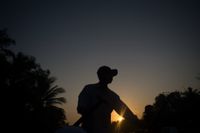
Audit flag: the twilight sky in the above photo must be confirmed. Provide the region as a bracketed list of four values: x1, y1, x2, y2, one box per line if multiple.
[1, 0, 200, 124]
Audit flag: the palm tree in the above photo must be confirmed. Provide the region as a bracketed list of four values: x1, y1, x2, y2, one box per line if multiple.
[39, 77, 66, 107]
[1, 29, 67, 133]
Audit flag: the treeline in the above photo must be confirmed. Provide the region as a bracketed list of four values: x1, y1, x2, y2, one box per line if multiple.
[142, 87, 200, 133]
[0, 29, 67, 133]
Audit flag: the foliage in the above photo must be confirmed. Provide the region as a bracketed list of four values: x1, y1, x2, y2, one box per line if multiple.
[141, 87, 200, 133]
[0, 29, 66, 133]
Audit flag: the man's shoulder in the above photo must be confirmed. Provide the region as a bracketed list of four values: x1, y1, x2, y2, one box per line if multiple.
[107, 89, 120, 98]
[81, 83, 99, 93]
[100, 88, 120, 104]
[84, 83, 98, 89]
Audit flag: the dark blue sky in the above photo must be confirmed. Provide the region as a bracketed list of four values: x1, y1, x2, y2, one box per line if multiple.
[1, 0, 200, 123]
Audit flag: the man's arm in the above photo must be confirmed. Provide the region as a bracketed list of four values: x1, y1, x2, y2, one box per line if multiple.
[77, 87, 91, 115]
[114, 99, 138, 123]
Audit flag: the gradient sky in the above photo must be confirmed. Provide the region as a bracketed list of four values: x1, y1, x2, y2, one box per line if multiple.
[1, 0, 200, 124]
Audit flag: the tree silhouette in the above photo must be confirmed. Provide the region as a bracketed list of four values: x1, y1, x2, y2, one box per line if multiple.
[140, 88, 200, 133]
[0, 29, 66, 133]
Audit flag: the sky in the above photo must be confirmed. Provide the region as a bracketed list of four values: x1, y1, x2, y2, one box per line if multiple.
[1, 0, 200, 124]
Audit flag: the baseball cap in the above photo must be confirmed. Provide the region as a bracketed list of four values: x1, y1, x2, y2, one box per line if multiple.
[97, 66, 118, 77]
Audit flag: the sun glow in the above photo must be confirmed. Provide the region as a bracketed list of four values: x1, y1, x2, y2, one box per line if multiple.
[111, 111, 124, 122]
[117, 115, 124, 122]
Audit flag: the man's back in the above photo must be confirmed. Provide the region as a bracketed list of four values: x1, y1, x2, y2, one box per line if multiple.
[77, 83, 120, 133]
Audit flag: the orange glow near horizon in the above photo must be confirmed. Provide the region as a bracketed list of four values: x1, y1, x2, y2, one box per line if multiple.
[111, 110, 124, 122]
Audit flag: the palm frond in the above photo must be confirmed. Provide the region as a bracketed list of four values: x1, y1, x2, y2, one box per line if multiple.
[43, 86, 65, 101]
[45, 97, 66, 106]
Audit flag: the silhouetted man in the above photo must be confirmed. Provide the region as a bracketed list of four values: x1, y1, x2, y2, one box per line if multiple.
[77, 66, 138, 133]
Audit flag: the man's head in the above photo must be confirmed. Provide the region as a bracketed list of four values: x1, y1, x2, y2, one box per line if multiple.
[97, 66, 118, 84]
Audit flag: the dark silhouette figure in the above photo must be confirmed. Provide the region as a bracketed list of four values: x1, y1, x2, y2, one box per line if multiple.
[76, 66, 138, 133]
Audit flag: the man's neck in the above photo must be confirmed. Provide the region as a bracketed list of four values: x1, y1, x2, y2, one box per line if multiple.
[98, 81, 108, 88]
